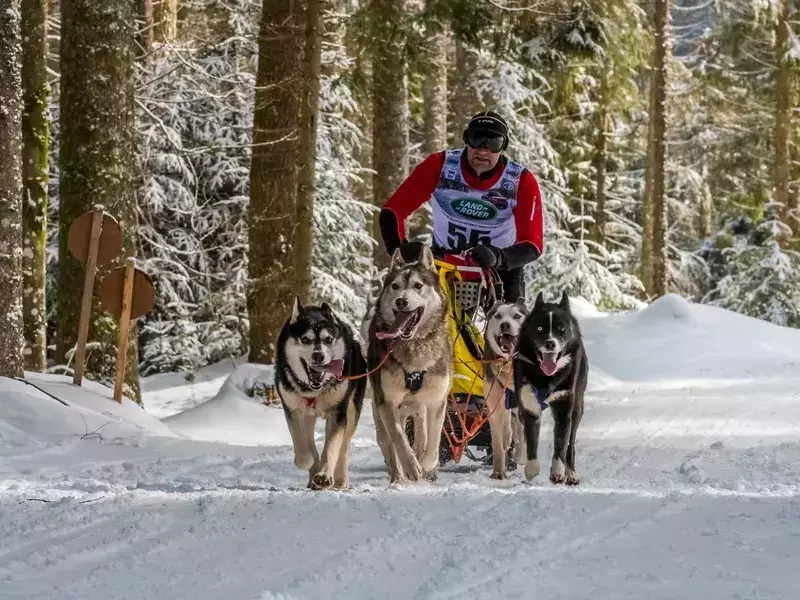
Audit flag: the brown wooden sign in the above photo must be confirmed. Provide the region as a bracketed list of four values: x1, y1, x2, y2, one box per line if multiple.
[67, 211, 122, 266]
[99, 264, 156, 320]
[68, 210, 123, 386]
[99, 259, 156, 402]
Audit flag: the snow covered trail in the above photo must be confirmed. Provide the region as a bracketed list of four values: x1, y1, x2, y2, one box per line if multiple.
[3, 295, 800, 599]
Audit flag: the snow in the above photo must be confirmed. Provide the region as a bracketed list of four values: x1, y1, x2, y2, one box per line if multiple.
[3, 295, 800, 599]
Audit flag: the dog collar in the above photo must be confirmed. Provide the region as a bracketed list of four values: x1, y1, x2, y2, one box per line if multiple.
[405, 371, 425, 393]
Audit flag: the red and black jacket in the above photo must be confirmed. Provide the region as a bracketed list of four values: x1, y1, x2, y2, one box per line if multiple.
[379, 150, 544, 271]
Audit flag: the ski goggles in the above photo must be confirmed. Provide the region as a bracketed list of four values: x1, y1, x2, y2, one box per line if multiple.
[465, 131, 506, 152]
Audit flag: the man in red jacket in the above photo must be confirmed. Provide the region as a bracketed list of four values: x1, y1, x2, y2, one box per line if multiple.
[379, 110, 544, 301]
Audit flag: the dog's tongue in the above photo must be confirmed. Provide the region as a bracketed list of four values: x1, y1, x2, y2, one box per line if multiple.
[499, 333, 516, 355]
[309, 359, 344, 378]
[376, 310, 415, 340]
[540, 352, 559, 376]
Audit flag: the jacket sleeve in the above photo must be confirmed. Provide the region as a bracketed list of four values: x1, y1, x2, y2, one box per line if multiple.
[498, 169, 544, 270]
[379, 151, 445, 254]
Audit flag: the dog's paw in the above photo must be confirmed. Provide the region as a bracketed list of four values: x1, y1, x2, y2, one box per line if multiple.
[333, 478, 350, 490]
[423, 468, 438, 482]
[490, 470, 507, 480]
[524, 459, 540, 481]
[549, 458, 565, 484]
[565, 468, 580, 486]
[310, 472, 334, 490]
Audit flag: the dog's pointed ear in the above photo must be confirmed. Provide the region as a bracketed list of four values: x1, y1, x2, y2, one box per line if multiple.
[419, 245, 436, 272]
[320, 301, 334, 320]
[290, 295, 302, 324]
[559, 291, 570, 311]
[389, 247, 406, 271]
[534, 291, 545, 311]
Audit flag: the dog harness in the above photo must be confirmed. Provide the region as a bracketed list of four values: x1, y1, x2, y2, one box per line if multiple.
[404, 371, 425, 393]
[533, 387, 551, 412]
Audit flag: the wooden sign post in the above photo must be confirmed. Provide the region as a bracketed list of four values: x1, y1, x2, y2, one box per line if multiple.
[100, 259, 156, 403]
[67, 209, 122, 386]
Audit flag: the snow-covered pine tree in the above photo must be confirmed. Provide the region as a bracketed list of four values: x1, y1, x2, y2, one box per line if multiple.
[20, 0, 49, 372]
[704, 202, 800, 327]
[0, 0, 25, 378]
[464, 1, 646, 309]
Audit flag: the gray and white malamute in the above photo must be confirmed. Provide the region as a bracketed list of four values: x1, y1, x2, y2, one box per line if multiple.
[366, 245, 452, 483]
[514, 291, 588, 485]
[482, 298, 528, 480]
[275, 297, 367, 490]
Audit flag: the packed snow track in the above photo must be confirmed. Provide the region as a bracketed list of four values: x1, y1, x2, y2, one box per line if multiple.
[2, 295, 800, 599]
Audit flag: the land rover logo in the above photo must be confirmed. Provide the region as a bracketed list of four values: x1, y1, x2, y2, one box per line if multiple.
[451, 198, 496, 220]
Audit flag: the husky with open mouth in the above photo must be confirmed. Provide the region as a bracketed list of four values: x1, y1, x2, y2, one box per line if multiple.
[514, 291, 588, 485]
[275, 297, 367, 490]
[366, 245, 452, 483]
[482, 298, 528, 480]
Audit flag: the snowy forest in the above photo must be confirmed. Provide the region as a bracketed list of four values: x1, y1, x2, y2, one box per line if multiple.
[0, 0, 798, 405]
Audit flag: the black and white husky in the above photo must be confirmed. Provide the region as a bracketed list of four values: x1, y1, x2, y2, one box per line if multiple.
[275, 297, 367, 490]
[514, 291, 588, 485]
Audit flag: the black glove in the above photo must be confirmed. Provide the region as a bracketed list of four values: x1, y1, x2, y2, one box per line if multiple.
[468, 244, 505, 269]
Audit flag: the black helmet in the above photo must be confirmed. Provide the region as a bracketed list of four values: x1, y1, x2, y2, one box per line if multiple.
[463, 110, 510, 152]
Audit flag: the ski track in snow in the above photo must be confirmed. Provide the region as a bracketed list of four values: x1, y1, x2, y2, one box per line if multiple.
[3, 295, 800, 599]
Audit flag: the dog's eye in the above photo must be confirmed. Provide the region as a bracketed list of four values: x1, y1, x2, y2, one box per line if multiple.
[324, 336, 334, 345]
[514, 313, 522, 319]
[413, 282, 423, 291]
[391, 283, 400, 290]
[301, 337, 312, 345]
[537, 326, 543, 332]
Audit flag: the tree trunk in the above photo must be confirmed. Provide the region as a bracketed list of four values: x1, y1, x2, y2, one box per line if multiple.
[153, 0, 178, 43]
[294, 0, 321, 302]
[448, 39, 477, 147]
[21, 0, 49, 372]
[247, 0, 303, 364]
[591, 67, 610, 248]
[697, 164, 713, 239]
[371, 0, 409, 268]
[58, 0, 140, 402]
[640, 9, 657, 297]
[774, 0, 792, 236]
[0, 0, 25, 378]
[353, 52, 374, 221]
[650, 0, 670, 298]
[407, 0, 446, 242]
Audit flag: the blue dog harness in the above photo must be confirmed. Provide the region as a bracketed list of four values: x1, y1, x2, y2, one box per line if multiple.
[533, 387, 550, 412]
[504, 388, 550, 412]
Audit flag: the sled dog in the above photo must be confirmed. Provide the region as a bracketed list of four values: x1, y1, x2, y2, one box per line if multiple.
[513, 291, 588, 485]
[366, 245, 452, 483]
[275, 297, 367, 490]
[482, 298, 528, 480]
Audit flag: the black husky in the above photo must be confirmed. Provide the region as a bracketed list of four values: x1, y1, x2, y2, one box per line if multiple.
[275, 297, 367, 490]
[513, 291, 588, 485]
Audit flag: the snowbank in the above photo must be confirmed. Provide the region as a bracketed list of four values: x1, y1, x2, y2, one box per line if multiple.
[163, 363, 292, 447]
[0, 373, 177, 454]
[580, 293, 800, 383]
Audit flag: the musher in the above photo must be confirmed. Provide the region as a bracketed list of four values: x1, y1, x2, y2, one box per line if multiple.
[378, 110, 544, 302]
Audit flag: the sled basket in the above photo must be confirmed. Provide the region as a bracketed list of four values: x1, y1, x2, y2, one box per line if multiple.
[453, 280, 483, 312]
